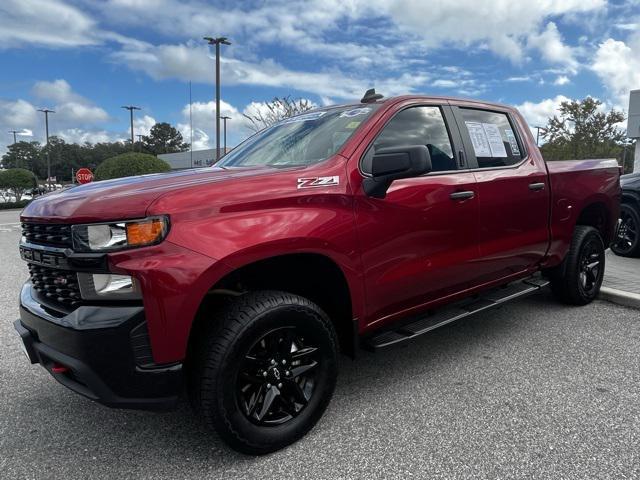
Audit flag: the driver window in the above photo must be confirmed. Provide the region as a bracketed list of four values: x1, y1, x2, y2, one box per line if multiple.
[362, 106, 456, 174]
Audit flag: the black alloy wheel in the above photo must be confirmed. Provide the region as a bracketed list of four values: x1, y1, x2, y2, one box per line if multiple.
[578, 236, 604, 298]
[237, 327, 319, 426]
[611, 204, 640, 257]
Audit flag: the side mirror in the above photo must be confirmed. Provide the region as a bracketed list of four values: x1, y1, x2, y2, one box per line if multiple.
[363, 145, 432, 198]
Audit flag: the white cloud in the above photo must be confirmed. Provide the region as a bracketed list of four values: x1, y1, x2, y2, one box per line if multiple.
[0, 0, 98, 48]
[591, 34, 640, 109]
[134, 115, 157, 137]
[0, 80, 113, 156]
[30, 79, 110, 124]
[176, 100, 243, 150]
[100, 0, 604, 83]
[32, 79, 85, 104]
[527, 22, 578, 73]
[515, 95, 571, 132]
[554, 75, 571, 86]
[112, 42, 430, 100]
[56, 128, 122, 145]
[0, 99, 38, 129]
[506, 76, 532, 82]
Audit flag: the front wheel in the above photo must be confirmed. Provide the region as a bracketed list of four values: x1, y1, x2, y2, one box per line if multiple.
[550, 226, 605, 305]
[189, 291, 338, 455]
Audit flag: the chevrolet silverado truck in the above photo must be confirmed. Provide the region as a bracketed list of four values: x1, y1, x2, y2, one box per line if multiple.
[15, 90, 620, 454]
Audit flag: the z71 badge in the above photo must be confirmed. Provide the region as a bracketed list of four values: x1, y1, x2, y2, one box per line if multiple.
[297, 176, 340, 189]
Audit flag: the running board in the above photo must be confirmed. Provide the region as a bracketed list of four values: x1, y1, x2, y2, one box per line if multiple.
[364, 276, 550, 350]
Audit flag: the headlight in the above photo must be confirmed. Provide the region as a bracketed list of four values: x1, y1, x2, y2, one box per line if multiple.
[72, 216, 169, 252]
[78, 273, 141, 300]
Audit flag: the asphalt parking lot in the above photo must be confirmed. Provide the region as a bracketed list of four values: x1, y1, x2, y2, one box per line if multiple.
[1, 208, 639, 479]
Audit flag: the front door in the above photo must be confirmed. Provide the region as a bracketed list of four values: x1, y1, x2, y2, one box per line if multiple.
[352, 103, 480, 328]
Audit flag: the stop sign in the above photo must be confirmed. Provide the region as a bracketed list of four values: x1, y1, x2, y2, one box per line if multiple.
[76, 168, 94, 184]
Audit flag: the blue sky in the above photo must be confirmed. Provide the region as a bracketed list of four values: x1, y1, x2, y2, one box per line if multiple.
[1, 0, 639, 157]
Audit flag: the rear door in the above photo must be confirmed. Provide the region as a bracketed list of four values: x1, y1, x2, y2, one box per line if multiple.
[353, 102, 480, 327]
[451, 105, 550, 284]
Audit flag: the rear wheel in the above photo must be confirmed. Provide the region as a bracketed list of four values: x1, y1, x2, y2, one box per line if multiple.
[550, 226, 605, 305]
[611, 203, 640, 257]
[189, 291, 338, 455]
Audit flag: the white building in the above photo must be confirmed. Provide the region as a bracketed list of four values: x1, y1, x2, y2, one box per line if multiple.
[158, 148, 233, 170]
[627, 89, 640, 173]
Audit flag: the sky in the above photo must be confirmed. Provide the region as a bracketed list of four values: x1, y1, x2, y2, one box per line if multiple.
[1, 0, 639, 157]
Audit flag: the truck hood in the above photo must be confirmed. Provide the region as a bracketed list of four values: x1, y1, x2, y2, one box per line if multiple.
[21, 167, 277, 223]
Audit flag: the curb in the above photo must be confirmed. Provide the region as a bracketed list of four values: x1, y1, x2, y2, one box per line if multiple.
[599, 286, 640, 309]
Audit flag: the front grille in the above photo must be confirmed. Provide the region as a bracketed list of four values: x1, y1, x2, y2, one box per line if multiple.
[28, 264, 81, 309]
[21, 223, 72, 248]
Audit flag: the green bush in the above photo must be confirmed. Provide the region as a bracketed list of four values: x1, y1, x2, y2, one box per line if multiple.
[0, 168, 37, 202]
[0, 199, 31, 210]
[94, 152, 171, 181]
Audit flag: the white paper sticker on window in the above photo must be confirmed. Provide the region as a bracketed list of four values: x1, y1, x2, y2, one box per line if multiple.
[465, 121, 491, 157]
[339, 107, 371, 118]
[280, 111, 327, 125]
[481, 123, 507, 157]
[504, 129, 520, 156]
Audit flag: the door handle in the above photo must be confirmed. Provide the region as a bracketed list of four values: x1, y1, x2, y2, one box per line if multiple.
[449, 190, 475, 200]
[529, 182, 546, 191]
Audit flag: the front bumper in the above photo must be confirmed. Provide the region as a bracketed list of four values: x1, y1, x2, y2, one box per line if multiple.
[16, 283, 183, 410]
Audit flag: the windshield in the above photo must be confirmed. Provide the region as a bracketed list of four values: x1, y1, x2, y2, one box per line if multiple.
[217, 105, 379, 168]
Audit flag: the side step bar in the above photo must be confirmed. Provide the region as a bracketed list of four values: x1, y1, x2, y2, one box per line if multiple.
[364, 276, 550, 350]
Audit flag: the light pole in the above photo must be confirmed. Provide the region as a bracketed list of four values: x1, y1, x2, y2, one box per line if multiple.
[203, 36, 231, 161]
[121, 105, 141, 149]
[8, 130, 19, 145]
[221, 116, 231, 155]
[38, 108, 55, 189]
[534, 126, 547, 147]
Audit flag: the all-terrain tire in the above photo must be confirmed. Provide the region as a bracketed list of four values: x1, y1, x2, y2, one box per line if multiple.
[189, 290, 338, 455]
[550, 226, 605, 305]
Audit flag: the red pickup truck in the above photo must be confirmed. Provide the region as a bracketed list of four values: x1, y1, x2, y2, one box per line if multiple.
[15, 91, 620, 454]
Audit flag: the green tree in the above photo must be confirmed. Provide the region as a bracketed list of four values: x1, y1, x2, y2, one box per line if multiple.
[540, 97, 630, 163]
[0, 168, 37, 201]
[79, 141, 130, 168]
[142, 122, 189, 155]
[42, 136, 85, 182]
[1, 141, 41, 170]
[94, 152, 171, 180]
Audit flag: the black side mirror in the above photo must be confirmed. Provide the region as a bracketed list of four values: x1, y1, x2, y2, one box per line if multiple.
[363, 145, 432, 198]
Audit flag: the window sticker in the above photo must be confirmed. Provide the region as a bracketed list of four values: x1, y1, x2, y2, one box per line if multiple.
[465, 121, 491, 157]
[481, 123, 507, 157]
[504, 128, 520, 156]
[280, 111, 327, 125]
[339, 107, 371, 118]
[345, 121, 361, 129]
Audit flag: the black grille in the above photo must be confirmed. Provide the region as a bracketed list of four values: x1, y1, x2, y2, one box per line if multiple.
[22, 223, 72, 248]
[28, 264, 81, 309]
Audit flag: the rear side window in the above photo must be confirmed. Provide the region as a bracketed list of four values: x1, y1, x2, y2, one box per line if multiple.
[460, 109, 524, 168]
[361, 106, 456, 174]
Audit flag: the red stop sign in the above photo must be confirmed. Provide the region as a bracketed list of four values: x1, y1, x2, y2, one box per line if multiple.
[76, 168, 94, 184]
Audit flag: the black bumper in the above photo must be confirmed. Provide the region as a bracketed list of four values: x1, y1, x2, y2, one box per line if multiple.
[16, 283, 183, 410]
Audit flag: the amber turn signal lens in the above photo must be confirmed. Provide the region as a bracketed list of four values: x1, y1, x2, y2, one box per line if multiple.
[125, 218, 166, 247]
